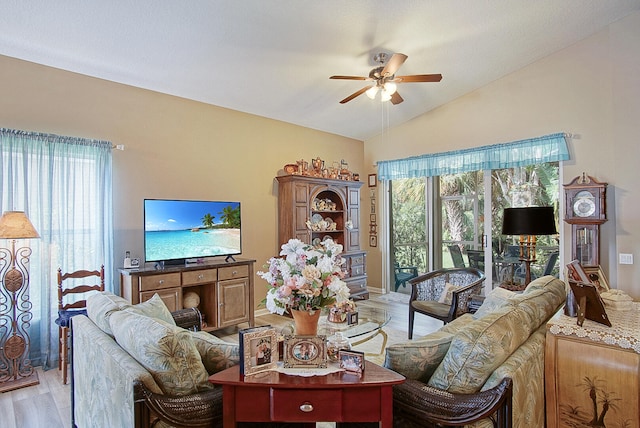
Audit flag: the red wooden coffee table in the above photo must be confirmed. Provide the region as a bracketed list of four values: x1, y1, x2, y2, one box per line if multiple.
[209, 360, 405, 427]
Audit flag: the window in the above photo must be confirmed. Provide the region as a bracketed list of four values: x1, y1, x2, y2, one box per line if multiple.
[0, 128, 113, 369]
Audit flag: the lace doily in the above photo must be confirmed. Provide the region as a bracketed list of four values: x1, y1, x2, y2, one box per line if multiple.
[547, 302, 640, 354]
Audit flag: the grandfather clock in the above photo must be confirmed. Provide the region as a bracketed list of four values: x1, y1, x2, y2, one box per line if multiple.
[563, 173, 607, 267]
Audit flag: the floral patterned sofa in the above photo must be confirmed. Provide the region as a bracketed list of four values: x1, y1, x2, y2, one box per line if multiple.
[71, 292, 239, 428]
[384, 275, 566, 427]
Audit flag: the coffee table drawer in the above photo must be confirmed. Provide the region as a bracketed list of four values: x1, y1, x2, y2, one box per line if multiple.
[271, 388, 342, 422]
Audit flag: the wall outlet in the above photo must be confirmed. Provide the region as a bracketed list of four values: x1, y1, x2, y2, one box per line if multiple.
[619, 253, 634, 265]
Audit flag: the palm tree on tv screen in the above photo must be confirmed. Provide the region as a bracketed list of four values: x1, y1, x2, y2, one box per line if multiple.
[202, 213, 215, 228]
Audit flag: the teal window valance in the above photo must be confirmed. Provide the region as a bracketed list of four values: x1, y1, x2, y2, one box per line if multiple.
[377, 133, 570, 181]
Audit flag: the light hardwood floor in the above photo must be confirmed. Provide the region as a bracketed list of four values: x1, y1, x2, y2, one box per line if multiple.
[0, 291, 441, 428]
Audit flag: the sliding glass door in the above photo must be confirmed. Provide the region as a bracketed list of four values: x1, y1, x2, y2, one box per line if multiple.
[389, 162, 560, 293]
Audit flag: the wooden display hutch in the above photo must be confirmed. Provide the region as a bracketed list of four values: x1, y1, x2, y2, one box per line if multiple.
[276, 175, 368, 300]
[120, 258, 255, 331]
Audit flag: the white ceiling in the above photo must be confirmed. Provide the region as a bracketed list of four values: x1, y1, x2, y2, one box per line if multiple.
[1, 1, 638, 141]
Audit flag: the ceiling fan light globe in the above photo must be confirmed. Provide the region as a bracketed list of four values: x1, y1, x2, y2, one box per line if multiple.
[383, 81, 397, 94]
[365, 86, 379, 99]
[380, 90, 392, 102]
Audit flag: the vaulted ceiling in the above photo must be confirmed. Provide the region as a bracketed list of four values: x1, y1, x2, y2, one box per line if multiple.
[1, 1, 638, 140]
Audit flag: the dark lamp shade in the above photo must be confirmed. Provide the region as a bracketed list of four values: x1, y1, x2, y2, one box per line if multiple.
[501, 207, 557, 236]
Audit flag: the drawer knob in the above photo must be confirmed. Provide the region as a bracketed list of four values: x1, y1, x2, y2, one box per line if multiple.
[158, 280, 164, 285]
[232, 270, 238, 275]
[198, 274, 204, 280]
[299, 403, 313, 413]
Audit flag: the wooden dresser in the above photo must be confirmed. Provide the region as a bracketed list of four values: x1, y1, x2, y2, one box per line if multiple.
[545, 305, 640, 427]
[120, 258, 255, 332]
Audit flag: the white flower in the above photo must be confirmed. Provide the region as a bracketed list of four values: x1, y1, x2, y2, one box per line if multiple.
[265, 290, 286, 315]
[258, 238, 351, 314]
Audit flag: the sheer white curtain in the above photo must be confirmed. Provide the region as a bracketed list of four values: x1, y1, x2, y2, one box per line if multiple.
[0, 128, 113, 369]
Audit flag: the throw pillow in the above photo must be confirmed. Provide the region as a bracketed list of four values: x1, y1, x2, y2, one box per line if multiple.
[109, 310, 211, 396]
[86, 292, 131, 336]
[523, 275, 559, 294]
[383, 331, 454, 383]
[427, 304, 532, 394]
[190, 331, 240, 375]
[122, 293, 176, 326]
[472, 286, 517, 319]
[438, 282, 460, 305]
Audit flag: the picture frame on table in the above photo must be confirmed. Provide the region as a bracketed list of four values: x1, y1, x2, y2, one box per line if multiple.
[283, 335, 327, 368]
[583, 265, 610, 294]
[567, 279, 611, 327]
[339, 349, 365, 375]
[346, 311, 359, 326]
[566, 260, 590, 284]
[239, 325, 278, 375]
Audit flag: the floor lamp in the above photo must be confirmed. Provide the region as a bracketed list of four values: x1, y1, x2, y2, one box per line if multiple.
[0, 211, 41, 392]
[501, 207, 557, 286]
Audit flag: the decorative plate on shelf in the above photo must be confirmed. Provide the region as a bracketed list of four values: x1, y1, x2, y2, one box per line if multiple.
[311, 213, 323, 224]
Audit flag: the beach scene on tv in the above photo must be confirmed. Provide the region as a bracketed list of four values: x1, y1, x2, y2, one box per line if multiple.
[144, 200, 241, 262]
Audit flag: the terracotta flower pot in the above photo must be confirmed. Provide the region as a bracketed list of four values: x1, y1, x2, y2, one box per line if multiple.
[291, 309, 321, 336]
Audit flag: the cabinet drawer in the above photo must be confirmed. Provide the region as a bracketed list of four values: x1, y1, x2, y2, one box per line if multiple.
[351, 264, 365, 277]
[139, 273, 181, 291]
[271, 388, 342, 422]
[182, 269, 217, 285]
[350, 254, 365, 266]
[218, 265, 248, 281]
[346, 277, 367, 293]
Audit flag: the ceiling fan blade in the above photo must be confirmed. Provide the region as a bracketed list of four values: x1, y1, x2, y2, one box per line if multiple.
[395, 74, 443, 83]
[339, 86, 370, 104]
[330, 75, 369, 80]
[381, 53, 408, 77]
[390, 91, 404, 105]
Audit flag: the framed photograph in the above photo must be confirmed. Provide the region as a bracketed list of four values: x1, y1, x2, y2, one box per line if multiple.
[339, 349, 365, 375]
[566, 260, 590, 283]
[568, 280, 611, 327]
[369, 224, 377, 234]
[239, 326, 278, 375]
[368, 174, 377, 187]
[370, 214, 376, 223]
[283, 335, 327, 368]
[583, 265, 610, 293]
[347, 311, 359, 326]
[369, 235, 377, 247]
[370, 201, 376, 214]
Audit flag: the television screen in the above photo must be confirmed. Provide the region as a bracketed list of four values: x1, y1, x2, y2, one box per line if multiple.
[144, 199, 242, 263]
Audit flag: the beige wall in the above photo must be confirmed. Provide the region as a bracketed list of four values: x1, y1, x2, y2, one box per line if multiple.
[365, 12, 640, 298]
[0, 55, 364, 311]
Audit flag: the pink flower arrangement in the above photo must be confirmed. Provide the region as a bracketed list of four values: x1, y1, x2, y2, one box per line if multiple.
[258, 238, 351, 315]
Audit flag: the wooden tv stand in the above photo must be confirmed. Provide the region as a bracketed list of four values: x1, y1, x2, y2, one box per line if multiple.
[120, 258, 255, 331]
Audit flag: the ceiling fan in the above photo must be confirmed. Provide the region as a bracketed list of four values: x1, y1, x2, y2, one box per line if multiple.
[330, 52, 442, 105]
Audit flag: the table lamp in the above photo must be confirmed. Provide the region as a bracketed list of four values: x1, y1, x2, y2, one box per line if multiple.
[0, 210, 41, 392]
[501, 207, 557, 285]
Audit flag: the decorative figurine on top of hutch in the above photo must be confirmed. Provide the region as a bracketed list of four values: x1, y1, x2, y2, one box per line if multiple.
[563, 173, 607, 267]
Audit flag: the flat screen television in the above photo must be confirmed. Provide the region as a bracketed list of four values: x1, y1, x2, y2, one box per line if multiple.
[144, 199, 242, 265]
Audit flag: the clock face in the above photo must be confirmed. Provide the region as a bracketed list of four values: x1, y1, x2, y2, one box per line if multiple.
[573, 191, 596, 217]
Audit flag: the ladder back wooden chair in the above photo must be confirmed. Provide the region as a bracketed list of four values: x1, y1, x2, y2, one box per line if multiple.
[55, 265, 105, 384]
